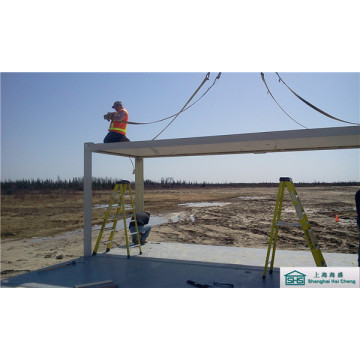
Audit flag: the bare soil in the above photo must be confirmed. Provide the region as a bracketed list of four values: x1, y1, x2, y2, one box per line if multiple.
[1, 186, 359, 279]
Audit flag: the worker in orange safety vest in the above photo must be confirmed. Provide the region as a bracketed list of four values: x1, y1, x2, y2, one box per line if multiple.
[103, 101, 130, 143]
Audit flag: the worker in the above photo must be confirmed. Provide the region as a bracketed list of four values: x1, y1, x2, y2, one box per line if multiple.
[129, 211, 151, 246]
[355, 189, 360, 267]
[103, 101, 130, 143]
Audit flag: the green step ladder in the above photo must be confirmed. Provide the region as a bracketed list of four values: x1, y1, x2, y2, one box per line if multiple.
[92, 180, 142, 258]
[263, 177, 327, 278]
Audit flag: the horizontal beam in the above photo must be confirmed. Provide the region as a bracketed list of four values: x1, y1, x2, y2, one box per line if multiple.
[86, 126, 360, 158]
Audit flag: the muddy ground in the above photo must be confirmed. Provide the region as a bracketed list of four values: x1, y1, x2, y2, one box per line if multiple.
[1, 186, 359, 279]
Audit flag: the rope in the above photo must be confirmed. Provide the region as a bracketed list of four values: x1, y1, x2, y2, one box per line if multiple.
[109, 73, 221, 127]
[123, 73, 221, 171]
[152, 72, 216, 140]
[261, 72, 308, 129]
[129, 157, 135, 174]
[275, 72, 359, 126]
[185, 72, 221, 112]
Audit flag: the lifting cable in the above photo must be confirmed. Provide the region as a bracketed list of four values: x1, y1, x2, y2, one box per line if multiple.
[126, 72, 221, 173]
[125, 72, 221, 126]
[152, 72, 221, 140]
[261, 72, 308, 129]
[275, 72, 359, 126]
[172, 72, 221, 119]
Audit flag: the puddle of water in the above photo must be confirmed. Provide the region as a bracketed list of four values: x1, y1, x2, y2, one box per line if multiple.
[93, 215, 172, 231]
[92, 212, 195, 231]
[238, 196, 268, 200]
[283, 208, 318, 214]
[29, 212, 195, 243]
[93, 204, 132, 210]
[178, 202, 231, 208]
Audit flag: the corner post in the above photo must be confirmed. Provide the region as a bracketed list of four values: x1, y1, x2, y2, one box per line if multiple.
[84, 143, 93, 256]
[135, 157, 144, 212]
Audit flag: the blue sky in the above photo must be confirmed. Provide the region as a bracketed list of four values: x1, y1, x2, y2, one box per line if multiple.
[1, 72, 359, 183]
[1, 1, 359, 184]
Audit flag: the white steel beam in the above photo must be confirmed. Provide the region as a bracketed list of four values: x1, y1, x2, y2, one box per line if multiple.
[135, 157, 144, 212]
[87, 126, 360, 158]
[83, 143, 93, 256]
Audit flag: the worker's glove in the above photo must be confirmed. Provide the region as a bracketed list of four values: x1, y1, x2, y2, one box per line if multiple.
[103, 112, 113, 121]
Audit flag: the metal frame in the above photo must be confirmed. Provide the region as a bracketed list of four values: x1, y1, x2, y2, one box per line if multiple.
[83, 126, 360, 256]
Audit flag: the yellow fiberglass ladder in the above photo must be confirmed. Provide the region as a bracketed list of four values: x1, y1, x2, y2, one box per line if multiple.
[92, 180, 142, 258]
[263, 177, 327, 278]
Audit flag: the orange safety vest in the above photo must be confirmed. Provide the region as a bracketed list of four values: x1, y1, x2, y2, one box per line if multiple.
[108, 108, 129, 135]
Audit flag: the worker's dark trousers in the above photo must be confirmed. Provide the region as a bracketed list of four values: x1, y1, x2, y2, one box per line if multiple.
[129, 225, 152, 245]
[104, 131, 130, 143]
[358, 222, 360, 267]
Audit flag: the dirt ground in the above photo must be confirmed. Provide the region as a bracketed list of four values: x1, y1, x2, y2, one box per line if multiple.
[1, 186, 359, 279]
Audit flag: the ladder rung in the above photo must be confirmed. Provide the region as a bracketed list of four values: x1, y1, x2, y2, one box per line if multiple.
[108, 216, 128, 221]
[107, 220, 132, 225]
[275, 221, 302, 228]
[116, 180, 130, 184]
[108, 207, 133, 211]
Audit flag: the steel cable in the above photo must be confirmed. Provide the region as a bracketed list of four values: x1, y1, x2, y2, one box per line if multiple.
[261, 72, 308, 129]
[152, 73, 221, 140]
[275, 72, 359, 126]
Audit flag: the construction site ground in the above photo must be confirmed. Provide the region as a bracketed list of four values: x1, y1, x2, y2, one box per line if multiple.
[1, 185, 359, 281]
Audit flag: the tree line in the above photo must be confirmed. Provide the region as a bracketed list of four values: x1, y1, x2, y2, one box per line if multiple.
[1, 178, 359, 195]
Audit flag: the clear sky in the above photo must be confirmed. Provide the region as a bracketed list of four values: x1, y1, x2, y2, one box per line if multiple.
[1, 72, 359, 183]
[1, 1, 360, 184]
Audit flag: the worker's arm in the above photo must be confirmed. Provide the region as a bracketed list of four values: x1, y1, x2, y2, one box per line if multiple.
[112, 109, 126, 121]
[103, 110, 127, 122]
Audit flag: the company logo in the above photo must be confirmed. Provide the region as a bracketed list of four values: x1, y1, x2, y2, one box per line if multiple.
[280, 267, 360, 288]
[284, 270, 306, 286]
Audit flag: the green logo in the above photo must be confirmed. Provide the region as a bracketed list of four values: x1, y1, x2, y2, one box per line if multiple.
[284, 270, 307, 286]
